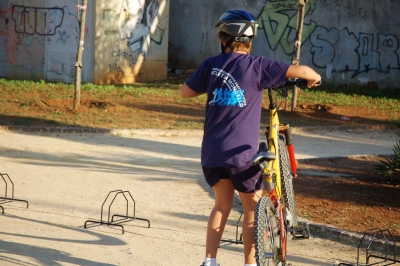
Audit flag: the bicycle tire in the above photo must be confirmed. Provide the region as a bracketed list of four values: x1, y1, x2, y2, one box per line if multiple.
[278, 133, 299, 227]
[254, 196, 282, 266]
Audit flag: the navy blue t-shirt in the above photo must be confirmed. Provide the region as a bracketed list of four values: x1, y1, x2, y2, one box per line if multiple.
[186, 53, 290, 168]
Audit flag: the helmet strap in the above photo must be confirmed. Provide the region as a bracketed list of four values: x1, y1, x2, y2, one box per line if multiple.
[234, 36, 253, 43]
[221, 36, 253, 54]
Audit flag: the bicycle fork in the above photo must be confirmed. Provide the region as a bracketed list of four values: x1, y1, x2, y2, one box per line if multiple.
[283, 127, 297, 178]
[275, 198, 288, 263]
[263, 179, 289, 263]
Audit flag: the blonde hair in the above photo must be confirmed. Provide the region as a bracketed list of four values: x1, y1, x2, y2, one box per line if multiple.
[218, 32, 252, 54]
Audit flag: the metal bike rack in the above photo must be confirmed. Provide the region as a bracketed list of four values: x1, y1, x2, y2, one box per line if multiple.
[338, 228, 398, 266]
[84, 189, 150, 234]
[0, 173, 29, 214]
[220, 211, 244, 245]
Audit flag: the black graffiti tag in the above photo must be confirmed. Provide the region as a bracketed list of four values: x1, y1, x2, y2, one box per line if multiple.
[12, 5, 64, 36]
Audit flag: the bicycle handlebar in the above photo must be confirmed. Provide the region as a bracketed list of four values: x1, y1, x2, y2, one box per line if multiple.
[282, 79, 321, 88]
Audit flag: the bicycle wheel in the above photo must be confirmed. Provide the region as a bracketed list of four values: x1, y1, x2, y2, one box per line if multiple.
[254, 196, 282, 266]
[278, 133, 299, 227]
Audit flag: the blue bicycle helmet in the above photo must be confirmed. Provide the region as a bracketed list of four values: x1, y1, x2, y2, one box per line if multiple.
[216, 10, 258, 41]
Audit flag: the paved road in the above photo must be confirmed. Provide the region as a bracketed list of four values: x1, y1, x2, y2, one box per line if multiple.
[0, 128, 398, 266]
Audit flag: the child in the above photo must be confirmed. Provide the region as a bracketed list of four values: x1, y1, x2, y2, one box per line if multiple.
[178, 10, 321, 266]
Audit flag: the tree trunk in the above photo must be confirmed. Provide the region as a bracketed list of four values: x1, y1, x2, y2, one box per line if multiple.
[291, 0, 306, 112]
[73, 0, 88, 110]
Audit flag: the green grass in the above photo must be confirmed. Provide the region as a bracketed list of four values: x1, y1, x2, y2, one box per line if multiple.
[298, 85, 400, 108]
[0, 78, 399, 129]
[3, 78, 398, 108]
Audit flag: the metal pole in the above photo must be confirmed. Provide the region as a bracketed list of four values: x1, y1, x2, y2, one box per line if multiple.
[291, 0, 306, 112]
[73, 0, 87, 110]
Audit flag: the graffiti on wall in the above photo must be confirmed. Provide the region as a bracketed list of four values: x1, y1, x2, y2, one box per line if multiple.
[9, 4, 81, 47]
[0, 3, 86, 81]
[258, 0, 400, 77]
[0, 5, 47, 72]
[0, 6, 16, 66]
[258, 0, 317, 54]
[12, 5, 64, 35]
[119, 0, 163, 54]
[310, 26, 399, 77]
[104, 0, 167, 76]
[318, 0, 342, 7]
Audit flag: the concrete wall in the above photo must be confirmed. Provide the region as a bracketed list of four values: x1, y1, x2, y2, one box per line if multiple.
[0, 0, 93, 83]
[1, 0, 398, 86]
[0, 0, 169, 84]
[169, 0, 400, 88]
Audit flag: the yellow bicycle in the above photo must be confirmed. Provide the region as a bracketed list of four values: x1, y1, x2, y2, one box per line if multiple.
[252, 79, 318, 266]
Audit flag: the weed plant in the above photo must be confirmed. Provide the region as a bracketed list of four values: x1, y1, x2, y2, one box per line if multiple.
[376, 125, 400, 180]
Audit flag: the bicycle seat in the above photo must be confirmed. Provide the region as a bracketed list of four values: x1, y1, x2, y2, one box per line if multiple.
[251, 142, 276, 164]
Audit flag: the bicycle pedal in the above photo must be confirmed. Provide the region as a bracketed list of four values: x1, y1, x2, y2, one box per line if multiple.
[291, 225, 310, 240]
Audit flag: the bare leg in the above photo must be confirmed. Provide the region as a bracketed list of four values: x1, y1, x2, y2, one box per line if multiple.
[239, 190, 262, 264]
[205, 179, 235, 258]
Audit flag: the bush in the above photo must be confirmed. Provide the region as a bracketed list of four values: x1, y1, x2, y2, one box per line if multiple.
[377, 125, 400, 178]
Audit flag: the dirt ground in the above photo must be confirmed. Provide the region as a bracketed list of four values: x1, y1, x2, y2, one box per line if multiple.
[0, 81, 399, 251]
[295, 155, 400, 243]
[2, 130, 398, 266]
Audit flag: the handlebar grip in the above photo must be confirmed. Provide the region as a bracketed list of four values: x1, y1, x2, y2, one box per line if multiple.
[295, 78, 308, 87]
[278, 79, 321, 89]
[283, 79, 319, 88]
[284, 79, 305, 87]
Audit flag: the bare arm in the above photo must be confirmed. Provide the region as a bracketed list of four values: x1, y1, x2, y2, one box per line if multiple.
[286, 65, 321, 88]
[178, 83, 205, 98]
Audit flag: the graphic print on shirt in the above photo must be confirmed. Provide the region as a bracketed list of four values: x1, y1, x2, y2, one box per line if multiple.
[209, 68, 246, 107]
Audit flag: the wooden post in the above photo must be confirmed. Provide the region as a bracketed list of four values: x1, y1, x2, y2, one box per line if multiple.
[73, 0, 88, 110]
[291, 0, 307, 112]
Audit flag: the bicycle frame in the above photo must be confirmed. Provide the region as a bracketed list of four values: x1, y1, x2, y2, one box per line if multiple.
[263, 86, 289, 262]
[264, 87, 285, 199]
[254, 79, 315, 266]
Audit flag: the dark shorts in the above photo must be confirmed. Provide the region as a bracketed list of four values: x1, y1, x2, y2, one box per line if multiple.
[202, 163, 263, 193]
